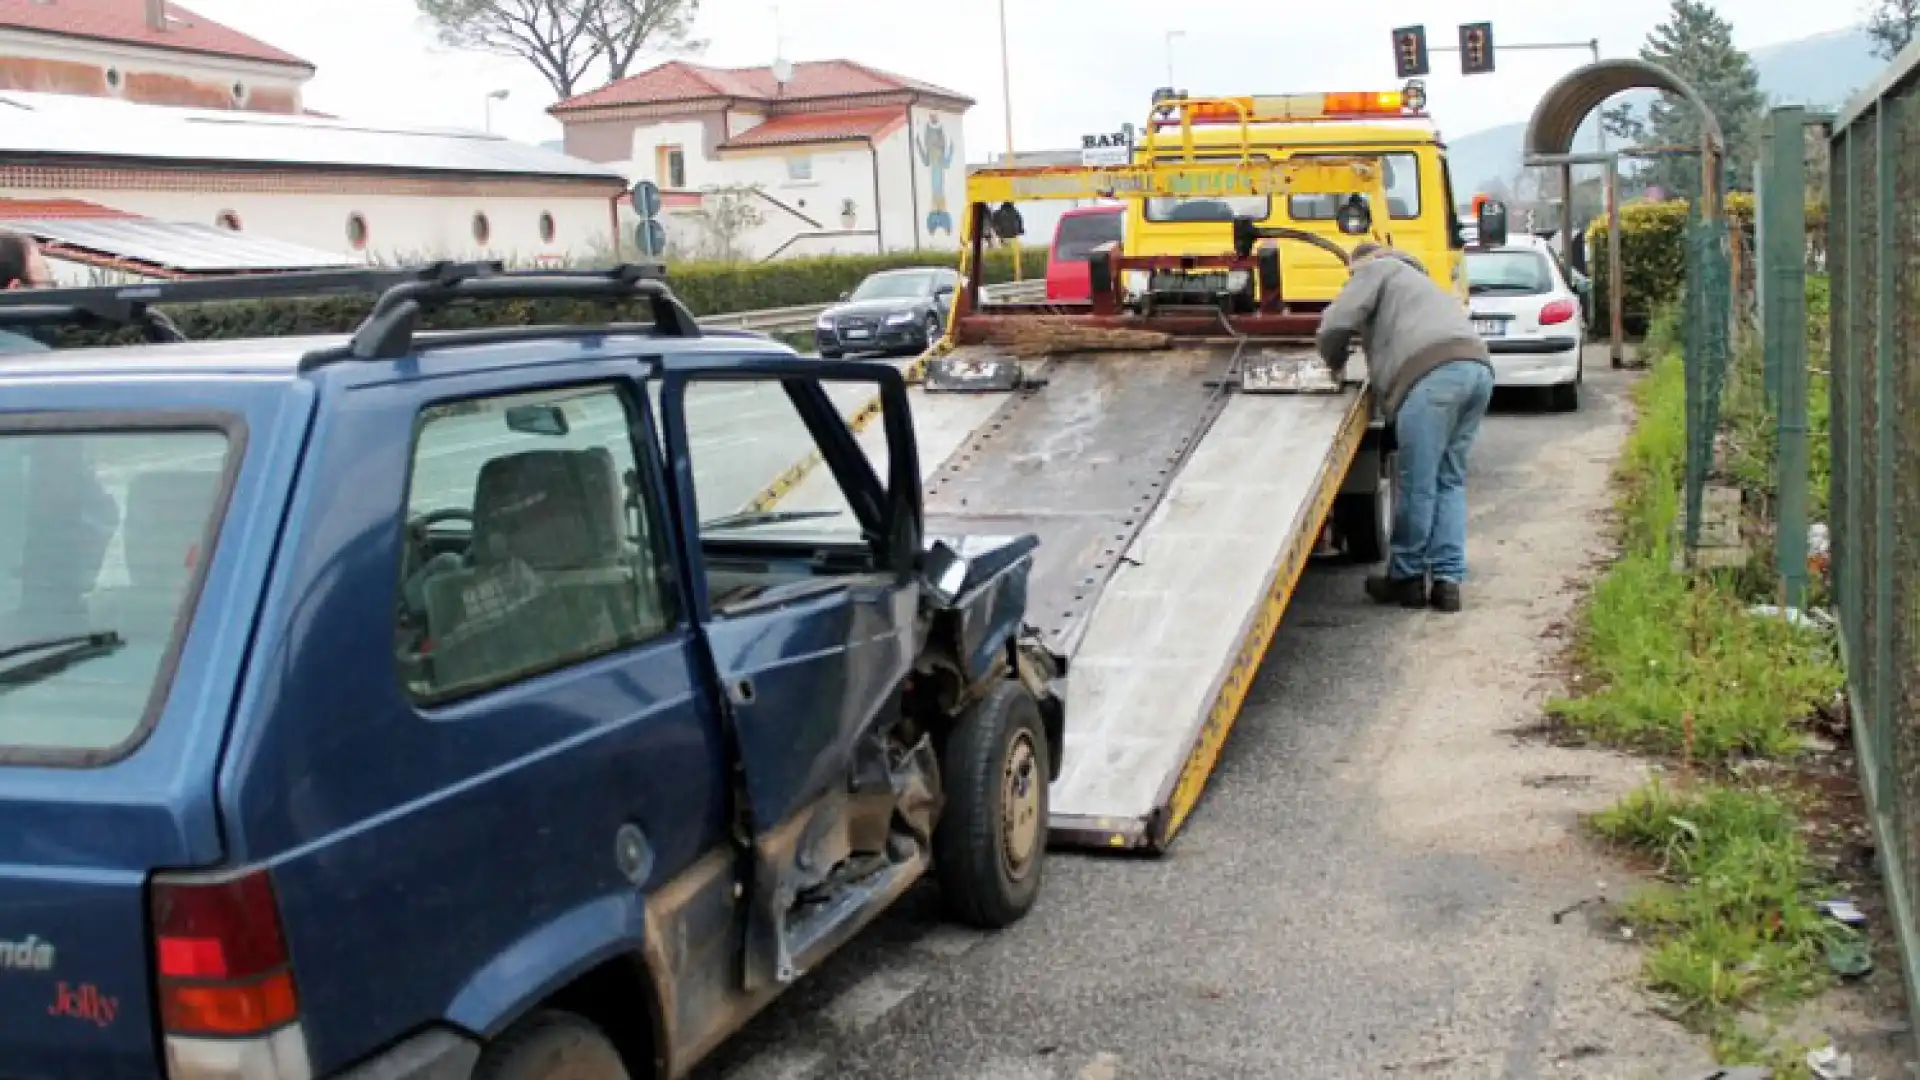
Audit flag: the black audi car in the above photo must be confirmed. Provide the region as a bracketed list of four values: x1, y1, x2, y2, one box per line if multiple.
[814, 266, 959, 358]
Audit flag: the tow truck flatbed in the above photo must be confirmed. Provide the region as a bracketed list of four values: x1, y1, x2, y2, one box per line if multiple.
[758, 113, 1405, 852]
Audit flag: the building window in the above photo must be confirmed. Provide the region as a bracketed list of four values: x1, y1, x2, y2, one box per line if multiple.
[229, 81, 248, 106]
[656, 146, 686, 189]
[786, 155, 813, 182]
[346, 212, 369, 250]
[538, 212, 557, 244]
[215, 210, 242, 231]
[104, 67, 122, 92]
[472, 213, 492, 246]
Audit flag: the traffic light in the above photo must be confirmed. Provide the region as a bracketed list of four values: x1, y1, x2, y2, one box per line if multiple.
[1391, 25, 1429, 79]
[1459, 22, 1495, 75]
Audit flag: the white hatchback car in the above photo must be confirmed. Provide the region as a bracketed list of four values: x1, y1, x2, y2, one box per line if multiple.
[1464, 235, 1587, 411]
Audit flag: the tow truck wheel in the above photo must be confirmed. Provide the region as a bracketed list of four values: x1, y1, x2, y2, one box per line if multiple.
[476, 1010, 630, 1080]
[1334, 451, 1395, 564]
[935, 681, 1050, 930]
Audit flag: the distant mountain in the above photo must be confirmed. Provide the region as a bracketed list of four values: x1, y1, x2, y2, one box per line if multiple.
[1443, 26, 1880, 196]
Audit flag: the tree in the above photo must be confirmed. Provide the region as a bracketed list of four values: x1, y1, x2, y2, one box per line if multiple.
[1867, 0, 1920, 60]
[688, 184, 765, 263]
[415, 0, 700, 101]
[587, 0, 703, 82]
[1608, 0, 1766, 202]
[416, 0, 601, 99]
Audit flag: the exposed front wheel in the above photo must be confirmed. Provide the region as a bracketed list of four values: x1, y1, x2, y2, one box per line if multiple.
[935, 681, 1050, 930]
[475, 1011, 631, 1080]
[1334, 451, 1394, 564]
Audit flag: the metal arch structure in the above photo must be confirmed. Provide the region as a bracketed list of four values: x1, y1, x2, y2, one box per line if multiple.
[1522, 58, 1727, 218]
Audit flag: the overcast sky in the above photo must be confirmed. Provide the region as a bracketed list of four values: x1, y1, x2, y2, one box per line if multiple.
[184, 0, 1862, 157]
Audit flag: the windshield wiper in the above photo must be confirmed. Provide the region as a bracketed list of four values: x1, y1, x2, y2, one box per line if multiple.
[700, 509, 843, 532]
[0, 631, 126, 689]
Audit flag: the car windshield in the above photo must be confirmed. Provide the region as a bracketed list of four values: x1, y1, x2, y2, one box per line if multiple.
[0, 428, 231, 759]
[1466, 250, 1555, 294]
[1054, 212, 1122, 262]
[850, 273, 935, 301]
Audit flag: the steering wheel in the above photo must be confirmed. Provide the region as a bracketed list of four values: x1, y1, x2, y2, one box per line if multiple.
[400, 507, 476, 588]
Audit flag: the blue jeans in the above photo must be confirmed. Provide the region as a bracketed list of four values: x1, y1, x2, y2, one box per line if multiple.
[1389, 361, 1494, 583]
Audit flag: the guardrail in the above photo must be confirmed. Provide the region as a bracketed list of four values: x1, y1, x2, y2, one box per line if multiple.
[697, 279, 1046, 333]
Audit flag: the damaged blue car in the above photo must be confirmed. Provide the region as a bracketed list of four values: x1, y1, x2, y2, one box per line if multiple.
[0, 264, 1062, 1080]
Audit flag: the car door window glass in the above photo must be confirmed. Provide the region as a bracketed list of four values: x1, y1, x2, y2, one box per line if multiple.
[678, 377, 892, 611]
[396, 384, 675, 703]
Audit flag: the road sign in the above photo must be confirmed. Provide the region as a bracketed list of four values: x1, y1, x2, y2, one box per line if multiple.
[629, 179, 663, 219]
[1392, 25, 1430, 79]
[635, 219, 667, 258]
[1460, 22, 1495, 75]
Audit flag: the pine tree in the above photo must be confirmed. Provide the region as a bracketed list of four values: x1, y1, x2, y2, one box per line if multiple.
[1603, 0, 1766, 201]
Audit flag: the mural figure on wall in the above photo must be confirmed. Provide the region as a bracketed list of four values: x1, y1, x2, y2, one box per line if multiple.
[916, 115, 955, 236]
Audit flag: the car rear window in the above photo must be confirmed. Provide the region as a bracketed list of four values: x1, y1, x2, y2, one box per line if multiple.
[1288, 152, 1423, 221]
[1053, 212, 1122, 262]
[0, 426, 233, 763]
[1466, 250, 1555, 294]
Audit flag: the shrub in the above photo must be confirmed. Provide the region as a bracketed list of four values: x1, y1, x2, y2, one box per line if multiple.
[1586, 193, 1824, 333]
[52, 247, 1050, 348]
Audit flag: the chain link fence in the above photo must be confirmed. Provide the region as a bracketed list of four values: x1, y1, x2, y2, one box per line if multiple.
[1825, 47, 1920, 1032]
[1682, 210, 1734, 555]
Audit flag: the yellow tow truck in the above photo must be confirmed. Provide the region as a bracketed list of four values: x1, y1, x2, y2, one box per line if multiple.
[760, 86, 1500, 853]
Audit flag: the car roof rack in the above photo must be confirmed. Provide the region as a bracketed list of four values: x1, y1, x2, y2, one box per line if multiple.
[314, 262, 701, 368]
[0, 262, 507, 344]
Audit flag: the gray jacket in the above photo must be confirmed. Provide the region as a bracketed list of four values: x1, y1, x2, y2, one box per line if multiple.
[1316, 249, 1491, 418]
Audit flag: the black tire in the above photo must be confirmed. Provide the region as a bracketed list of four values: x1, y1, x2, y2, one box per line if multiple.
[934, 681, 1050, 930]
[476, 1011, 630, 1080]
[1548, 381, 1580, 412]
[1333, 451, 1394, 564]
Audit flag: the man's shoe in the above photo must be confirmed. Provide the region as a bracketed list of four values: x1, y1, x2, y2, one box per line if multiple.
[1430, 581, 1462, 613]
[1365, 574, 1428, 608]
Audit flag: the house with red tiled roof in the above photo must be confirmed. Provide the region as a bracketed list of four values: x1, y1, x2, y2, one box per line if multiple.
[0, 0, 314, 113]
[551, 58, 975, 260]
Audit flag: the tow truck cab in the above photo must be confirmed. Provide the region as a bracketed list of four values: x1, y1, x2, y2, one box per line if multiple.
[1124, 85, 1468, 304]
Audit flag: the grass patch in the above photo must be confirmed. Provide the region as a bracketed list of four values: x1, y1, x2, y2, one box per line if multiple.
[1545, 304, 1843, 761]
[1591, 779, 1857, 1064]
[1554, 294, 1855, 1066]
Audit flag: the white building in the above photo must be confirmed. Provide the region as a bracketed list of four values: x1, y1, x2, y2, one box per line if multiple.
[0, 1, 626, 274]
[552, 59, 974, 262]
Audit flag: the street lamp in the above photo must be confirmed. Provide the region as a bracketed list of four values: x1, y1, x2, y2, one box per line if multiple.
[1165, 30, 1185, 88]
[484, 88, 509, 133]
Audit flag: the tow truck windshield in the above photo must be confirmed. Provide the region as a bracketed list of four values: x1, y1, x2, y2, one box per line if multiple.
[0, 428, 229, 759]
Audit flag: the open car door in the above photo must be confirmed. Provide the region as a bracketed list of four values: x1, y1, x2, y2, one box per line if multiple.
[656, 357, 930, 992]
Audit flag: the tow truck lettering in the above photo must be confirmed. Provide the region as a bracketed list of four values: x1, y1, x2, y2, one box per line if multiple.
[0, 935, 54, 972]
[47, 982, 118, 1028]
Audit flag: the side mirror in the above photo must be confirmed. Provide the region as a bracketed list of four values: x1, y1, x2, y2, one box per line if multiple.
[1335, 197, 1373, 236]
[1475, 200, 1509, 248]
[839, 290, 852, 302]
[921, 539, 971, 606]
[505, 403, 570, 437]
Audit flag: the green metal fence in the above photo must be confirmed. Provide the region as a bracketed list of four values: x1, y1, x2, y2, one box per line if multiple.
[1827, 42, 1920, 1032]
[1682, 209, 1732, 555]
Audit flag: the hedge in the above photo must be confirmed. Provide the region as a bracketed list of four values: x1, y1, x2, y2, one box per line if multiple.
[1587, 192, 1826, 332]
[50, 246, 1051, 348]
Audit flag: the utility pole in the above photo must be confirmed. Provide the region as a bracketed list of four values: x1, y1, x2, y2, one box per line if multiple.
[1165, 31, 1185, 87]
[998, 0, 1021, 280]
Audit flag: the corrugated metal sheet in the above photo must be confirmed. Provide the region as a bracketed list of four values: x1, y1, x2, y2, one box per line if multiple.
[0, 89, 626, 183]
[13, 217, 356, 273]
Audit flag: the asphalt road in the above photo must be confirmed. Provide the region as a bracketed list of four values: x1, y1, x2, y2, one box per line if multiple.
[690, 353, 1724, 1080]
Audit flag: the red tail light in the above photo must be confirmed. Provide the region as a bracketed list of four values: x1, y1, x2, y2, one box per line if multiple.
[151, 870, 300, 1037]
[1540, 299, 1577, 325]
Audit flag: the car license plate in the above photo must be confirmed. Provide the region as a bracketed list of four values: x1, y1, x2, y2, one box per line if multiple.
[845, 328, 870, 340]
[1473, 318, 1506, 338]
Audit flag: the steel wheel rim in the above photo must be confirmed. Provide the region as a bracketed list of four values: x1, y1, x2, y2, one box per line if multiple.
[1000, 731, 1041, 878]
